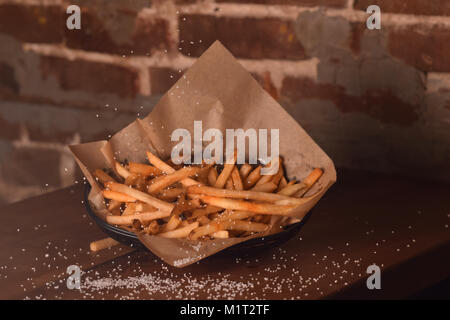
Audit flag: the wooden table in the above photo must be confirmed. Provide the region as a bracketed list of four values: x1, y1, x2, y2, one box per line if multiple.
[1, 170, 449, 300]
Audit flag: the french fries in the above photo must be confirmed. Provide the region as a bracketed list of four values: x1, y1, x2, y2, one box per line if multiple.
[295, 168, 323, 197]
[214, 151, 237, 188]
[158, 222, 199, 238]
[106, 210, 170, 225]
[211, 231, 229, 239]
[186, 185, 309, 206]
[102, 190, 137, 203]
[231, 166, 244, 190]
[147, 166, 201, 194]
[90, 237, 119, 252]
[243, 165, 261, 189]
[106, 181, 174, 212]
[94, 151, 323, 241]
[239, 164, 252, 181]
[146, 151, 200, 187]
[128, 162, 162, 176]
[208, 167, 218, 186]
[193, 195, 297, 215]
[115, 161, 131, 179]
[157, 187, 185, 201]
[94, 169, 115, 185]
[251, 182, 277, 193]
[161, 214, 182, 232]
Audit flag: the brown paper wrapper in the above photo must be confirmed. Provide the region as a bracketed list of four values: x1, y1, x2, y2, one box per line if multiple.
[69, 41, 336, 267]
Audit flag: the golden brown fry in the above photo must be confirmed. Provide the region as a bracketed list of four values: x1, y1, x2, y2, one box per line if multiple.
[108, 199, 122, 211]
[148, 166, 201, 194]
[160, 215, 181, 233]
[225, 177, 234, 190]
[190, 221, 222, 240]
[208, 167, 218, 186]
[93, 169, 115, 185]
[191, 205, 223, 218]
[124, 173, 138, 186]
[115, 161, 131, 179]
[156, 187, 185, 202]
[255, 174, 273, 186]
[146, 151, 200, 187]
[90, 237, 119, 252]
[214, 210, 255, 222]
[134, 174, 147, 192]
[251, 182, 278, 193]
[278, 183, 307, 196]
[195, 195, 296, 215]
[214, 151, 237, 189]
[135, 202, 157, 212]
[106, 182, 174, 212]
[287, 180, 296, 186]
[102, 190, 137, 203]
[243, 165, 261, 189]
[187, 185, 306, 206]
[179, 220, 190, 227]
[211, 231, 229, 239]
[231, 166, 244, 190]
[128, 162, 162, 176]
[158, 222, 199, 238]
[196, 163, 213, 185]
[271, 160, 284, 186]
[278, 177, 288, 190]
[122, 203, 137, 216]
[239, 164, 252, 181]
[197, 215, 210, 226]
[106, 210, 170, 225]
[296, 168, 323, 197]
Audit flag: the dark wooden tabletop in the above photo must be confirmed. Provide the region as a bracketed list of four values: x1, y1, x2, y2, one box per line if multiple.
[0, 170, 449, 300]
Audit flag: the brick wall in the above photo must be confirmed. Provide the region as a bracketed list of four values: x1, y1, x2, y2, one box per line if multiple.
[0, 0, 449, 204]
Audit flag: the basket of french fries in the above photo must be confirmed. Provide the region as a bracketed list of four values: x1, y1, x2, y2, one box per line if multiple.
[85, 152, 322, 250]
[70, 41, 336, 267]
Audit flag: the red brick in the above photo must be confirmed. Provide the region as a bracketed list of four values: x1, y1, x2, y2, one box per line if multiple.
[179, 14, 307, 60]
[281, 76, 419, 125]
[355, 0, 450, 16]
[0, 62, 19, 95]
[149, 67, 184, 94]
[0, 144, 62, 188]
[39, 56, 139, 98]
[388, 25, 450, 72]
[216, 0, 348, 8]
[252, 72, 280, 101]
[0, 4, 64, 43]
[0, 101, 137, 145]
[65, 5, 171, 55]
[349, 22, 366, 55]
[0, 115, 21, 141]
